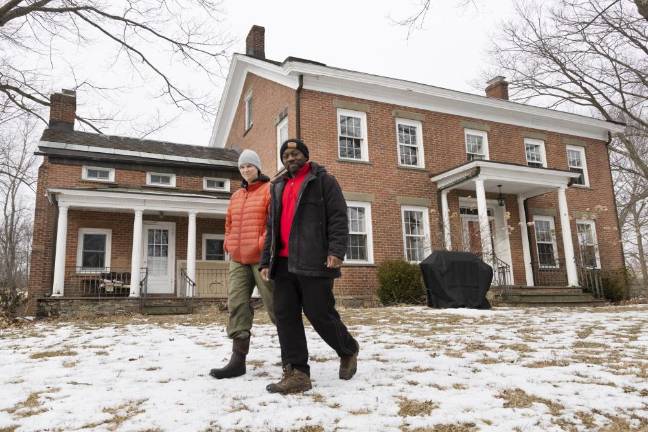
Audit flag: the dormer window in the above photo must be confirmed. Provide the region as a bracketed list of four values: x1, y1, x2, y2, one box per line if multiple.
[146, 172, 176, 187]
[203, 177, 230, 192]
[82, 166, 114, 182]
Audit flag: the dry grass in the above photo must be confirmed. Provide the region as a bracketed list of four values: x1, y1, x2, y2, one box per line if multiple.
[497, 388, 563, 416]
[523, 359, 570, 368]
[398, 398, 439, 417]
[0, 426, 20, 432]
[572, 341, 608, 349]
[81, 399, 146, 430]
[29, 348, 77, 359]
[62, 359, 78, 368]
[2, 388, 60, 418]
[401, 424, 478, 432]
[289, 426, 324, 432]
[310, 393, 326, 403]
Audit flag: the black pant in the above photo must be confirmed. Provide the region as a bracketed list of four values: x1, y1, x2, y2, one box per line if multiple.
[273, 258, 357, 375]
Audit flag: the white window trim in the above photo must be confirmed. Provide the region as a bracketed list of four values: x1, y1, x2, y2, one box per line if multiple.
[533, 215, 559, 268]
[244, 92, 253, 131]
[576, 219, 601, 269]
[203, 177, 230, 192]
[202, 234, 228, 261]
[337, 108, 369, 162]
[276, 116, 289, 171]
[464, 129, 489, 161]
[146, 172, 176, 188]
[82, 165, 115, 183]
[76, 228, 112, 272]
[401, 205, 431, 263]
[395, 118, 425, 168]
[345, 201, 374, 265]
[566, 145, 590, 187]
[524, 138, 547, 168]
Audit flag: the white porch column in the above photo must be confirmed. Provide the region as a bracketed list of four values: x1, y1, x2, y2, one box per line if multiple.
[52, 204, 69, 297]
[441, 189, 452, 250]
[517, 195, 534, 286]
[187, 210, 197, 296]
[558, 186, 579, 286]
[475, 179, 493, 260]
[129, 209, 144, 297]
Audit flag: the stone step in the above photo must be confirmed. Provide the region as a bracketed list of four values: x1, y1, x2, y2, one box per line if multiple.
[503, 294, 601, 303]
[499, 300, 607, 307]
[142, 305, 192, 315]
[504, 287, 584, 295]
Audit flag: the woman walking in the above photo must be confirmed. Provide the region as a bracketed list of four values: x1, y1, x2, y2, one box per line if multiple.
[209, 149, 275, 379]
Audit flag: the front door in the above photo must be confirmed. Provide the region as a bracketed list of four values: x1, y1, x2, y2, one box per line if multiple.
[142, 222, 175, 294]
[461, 214, 495, 255]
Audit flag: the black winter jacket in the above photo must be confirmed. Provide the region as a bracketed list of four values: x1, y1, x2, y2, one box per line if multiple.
[259, 162, 348, 279]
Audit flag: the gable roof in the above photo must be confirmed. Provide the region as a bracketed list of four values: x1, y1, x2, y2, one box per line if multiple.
[40, 128, 239, 168]
[209, 53, 625, 148]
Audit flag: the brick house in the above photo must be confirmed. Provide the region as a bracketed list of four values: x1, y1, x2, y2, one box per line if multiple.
[210, 26, 626, 303]
[28, 25, 626, 314]
[28, 90, 241, 314]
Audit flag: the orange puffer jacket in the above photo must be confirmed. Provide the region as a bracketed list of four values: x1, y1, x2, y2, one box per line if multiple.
[224, 176, 271, 264]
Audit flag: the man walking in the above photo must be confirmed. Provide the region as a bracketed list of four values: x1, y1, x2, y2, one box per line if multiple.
[260, 138, 359, 394]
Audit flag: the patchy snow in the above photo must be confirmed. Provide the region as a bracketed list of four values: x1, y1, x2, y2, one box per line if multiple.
[1, 305, 647, 432]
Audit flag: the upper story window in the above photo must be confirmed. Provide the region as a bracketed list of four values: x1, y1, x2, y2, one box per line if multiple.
[82, 166, 115, 182]
[77, 228, 111, 271]
[576, 219, 600, 269]
[244, 92, 253, 131]
[524, 138, 547, 168]
[566, 145, 589, 187]
[337, 109, 368, 162]
[276, 117, 289, 171]
[396, 118, 425, 168]
[146, 172, 176, 188]
[464, 129, 489, 161]
[346, 201, 374, 264]
[203, 177, 230, 192]
[401, 205, 431, 263]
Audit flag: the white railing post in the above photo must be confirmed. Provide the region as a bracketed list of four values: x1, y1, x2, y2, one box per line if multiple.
[52, 205, 69, 297]
[187, 210, 197, 296]
[129, 209, 144, 297]
[517, 195, 534, 286]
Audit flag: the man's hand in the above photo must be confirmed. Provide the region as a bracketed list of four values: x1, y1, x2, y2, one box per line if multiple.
[260, 268, 270, 281]
[326, 255, 343, 269]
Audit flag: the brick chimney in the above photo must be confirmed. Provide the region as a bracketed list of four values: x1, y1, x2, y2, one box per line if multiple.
[49, 89, 76, 130]
[246, 25, 265, 59]
[485, 76, 509, 100]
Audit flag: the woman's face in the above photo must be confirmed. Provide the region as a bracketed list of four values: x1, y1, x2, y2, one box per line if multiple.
[239, 163, 259, 183]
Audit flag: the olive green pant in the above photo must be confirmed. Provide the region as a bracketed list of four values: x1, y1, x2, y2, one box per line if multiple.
[226, 261, 276, 340]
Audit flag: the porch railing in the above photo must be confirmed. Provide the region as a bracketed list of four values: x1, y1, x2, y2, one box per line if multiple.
[474, 252, 513, 288]
[576, 258, 604, 298]
[177, 261, 229, 298]
[530, 259, 568, 286]
[68, 267, 148, 298]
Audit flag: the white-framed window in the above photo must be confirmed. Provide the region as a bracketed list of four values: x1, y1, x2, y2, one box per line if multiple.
[202, 234, 227, 261]
[244, 92, 253, 131]
[82, 166, 115, 182]
[524, 138, 547, 168]
[276, 116, 289, 171]
[566, 145, 589, 187]
[395, 118, 424, 168]
[576, 219, 600, 269]
[337, 108, 369, 162]
[76, 228, 112, 271]
[533, 216, 559, 268]
[401, 205, 431, 263]
[346, 201, 374, 264]
[464, 129, 489, 161]
[146, 172, 176, 187]
[203, 177, 230, 192]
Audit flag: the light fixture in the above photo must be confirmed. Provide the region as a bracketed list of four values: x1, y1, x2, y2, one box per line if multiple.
[497, 185, 505, 207]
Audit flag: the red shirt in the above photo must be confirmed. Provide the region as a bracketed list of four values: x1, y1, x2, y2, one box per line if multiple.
[279, 163, 311, 257]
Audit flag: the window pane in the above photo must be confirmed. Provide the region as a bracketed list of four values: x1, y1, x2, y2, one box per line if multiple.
[400, 144, 418, 166]
[82, 252, 105, 268]
[404, 211, 423, 235]
[83, 234, 106, 252]
[348, 207, 366, 233]
[537, 243, 556, 267]
[206, 239, 225, 260]
[87, 168, 110, 179]
[570, 168, 585, 185]
[339, 137, 362, 159]
[567, 149, 582, 167]
[82, 233, 106, 268]
[466, 134, 483, 155]
[525, 143, 542, 163]
[406, 236, 425, 262]
[347, 234, 367, 261]
[207, 179, 225, 189]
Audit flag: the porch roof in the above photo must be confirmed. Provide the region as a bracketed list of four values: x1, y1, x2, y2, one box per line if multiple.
[48, 187, 229, 216]
[430, 160, 581, 198]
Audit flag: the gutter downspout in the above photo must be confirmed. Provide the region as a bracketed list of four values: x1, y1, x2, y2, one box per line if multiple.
[296, 74, 303, 140]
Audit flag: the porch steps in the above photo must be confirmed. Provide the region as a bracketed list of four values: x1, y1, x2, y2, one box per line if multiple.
[140, 298, 193, 315]
[497, 285, 607, 307]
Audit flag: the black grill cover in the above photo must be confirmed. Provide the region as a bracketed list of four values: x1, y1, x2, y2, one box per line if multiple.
[419, 251, 492, 309]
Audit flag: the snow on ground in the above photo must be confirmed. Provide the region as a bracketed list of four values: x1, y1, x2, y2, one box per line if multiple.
[1, 305, 647, 432]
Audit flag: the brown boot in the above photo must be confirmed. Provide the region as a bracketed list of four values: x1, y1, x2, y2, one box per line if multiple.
[339, 340, 359, 380]
[266, 365, 312, 394]
[209, 337, 249, 379]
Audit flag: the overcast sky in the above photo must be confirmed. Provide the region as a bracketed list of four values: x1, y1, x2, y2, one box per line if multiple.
[47, 0, 517, 146]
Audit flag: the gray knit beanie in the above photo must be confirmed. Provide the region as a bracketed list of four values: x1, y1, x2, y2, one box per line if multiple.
[238, 149, 262, 172]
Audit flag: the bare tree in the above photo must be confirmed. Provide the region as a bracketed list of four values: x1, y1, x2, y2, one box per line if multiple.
[0, 116, 36, 318]
[0, 0, 231, 132]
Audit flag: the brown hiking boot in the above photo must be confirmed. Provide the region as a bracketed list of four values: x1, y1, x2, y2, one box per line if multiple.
[266, 365, 312, 394]
[339, 340, 359, 380]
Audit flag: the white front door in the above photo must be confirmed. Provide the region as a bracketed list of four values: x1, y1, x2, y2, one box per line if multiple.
[142, 222, 175, 294]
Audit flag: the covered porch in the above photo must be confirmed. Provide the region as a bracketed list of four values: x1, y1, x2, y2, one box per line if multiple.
[48, 187, 231, 298]
[431, 160, 582, 287]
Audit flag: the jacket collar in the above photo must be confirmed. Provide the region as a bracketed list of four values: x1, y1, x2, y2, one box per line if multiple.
[242, 174, 270, 190]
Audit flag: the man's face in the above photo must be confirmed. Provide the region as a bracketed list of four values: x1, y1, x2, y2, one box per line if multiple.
[282, 148, 307, 175]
